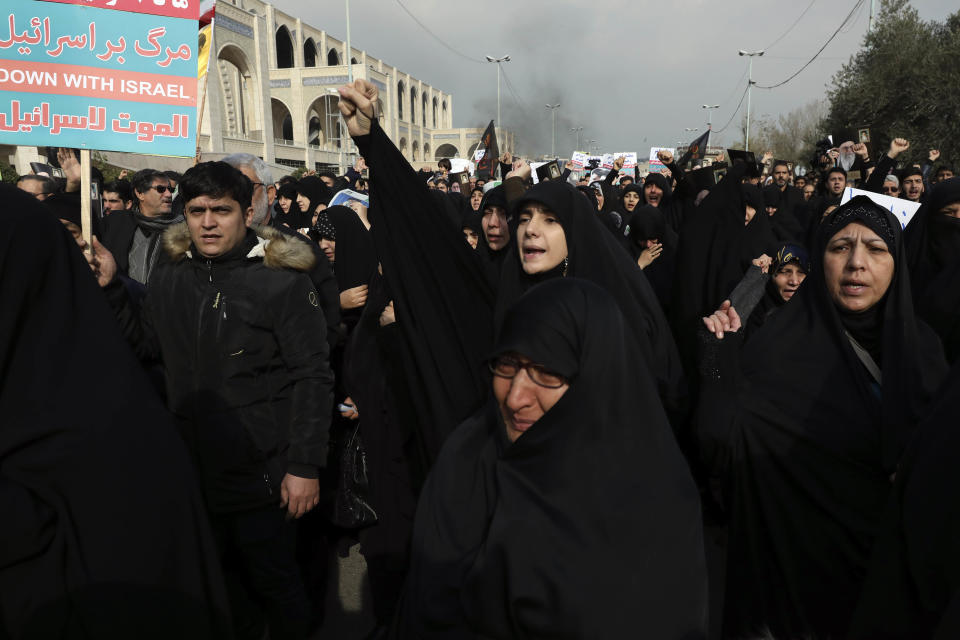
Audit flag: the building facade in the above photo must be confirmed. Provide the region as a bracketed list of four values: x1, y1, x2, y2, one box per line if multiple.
[202, 0, 513, 173]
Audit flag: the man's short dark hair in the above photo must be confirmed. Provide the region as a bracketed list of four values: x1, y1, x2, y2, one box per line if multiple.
[178, 162, 253, 210]
[103, 180, 134, 203]
[17, 174, 58, 196]
[131, 169, 169, 196]
[935, 165, 955, 178]
[438, 158, 452, 171]
[163, 170, 182, 184]
[318, 170, 337, 182]
[772, 160, 790, 173]
[826, 166, 847, 179]
[620, 176, 634, 185]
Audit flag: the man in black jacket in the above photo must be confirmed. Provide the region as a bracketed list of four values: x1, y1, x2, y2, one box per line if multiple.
[88, 161, 333, 640]
[100, 168, 180, 284]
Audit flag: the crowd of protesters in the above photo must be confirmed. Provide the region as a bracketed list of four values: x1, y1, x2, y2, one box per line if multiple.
[3, 77, 960, 640]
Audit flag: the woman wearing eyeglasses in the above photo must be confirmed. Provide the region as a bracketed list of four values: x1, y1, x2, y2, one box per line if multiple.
[392, 278, 707, 639]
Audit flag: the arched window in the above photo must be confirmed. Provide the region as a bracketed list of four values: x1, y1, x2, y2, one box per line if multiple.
[432, 97, 438, 128]
[409, 87, 417, 124]
[275, 26, 293, 69]
[422, 93, 427, 127]
[327, 48, 341, 66]
[397, 81, 405, 120]
[303, 38, 317, 67]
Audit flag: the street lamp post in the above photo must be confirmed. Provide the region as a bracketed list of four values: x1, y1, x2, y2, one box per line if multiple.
[485, 55, 510, 131]
[545, 103, 560, 157]
[738, 50, 764, 152]
[570, 127, 583, 151]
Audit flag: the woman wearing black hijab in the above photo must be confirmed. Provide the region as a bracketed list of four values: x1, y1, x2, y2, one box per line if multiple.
[274, 182, 306, 228]
[741, 242, 810, 339]
[497, 179, 687, 420]
[904, 176, 960, 363]
[296, 175, 333, 228]
[626, 203, 678, 315]
[394, 278, 707, 639]
[697, 196, 947, 639]
[763, 183, 805, 242]
[849, 361, 960, 639]
[0, 186, 232, 638]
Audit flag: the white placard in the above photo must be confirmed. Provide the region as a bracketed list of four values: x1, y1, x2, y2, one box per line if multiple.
[614, 152, 638, 169]
[473, 148, 486, 162]
[840, 186, 922, 228]
[601, 154, 615, 170]
[530, 161, 547, 184]
[649, 147, 675, 170]
[449, 158, 475, 175]
[571, 150, 588, 169]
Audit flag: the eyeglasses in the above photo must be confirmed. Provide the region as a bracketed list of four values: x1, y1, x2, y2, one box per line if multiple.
[489, 356, 568, 389]
[151, 185, 174, 194]
[882, 187, 898, 194]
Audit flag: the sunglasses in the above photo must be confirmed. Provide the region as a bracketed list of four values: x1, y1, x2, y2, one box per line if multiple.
[151, 185, 174, 194]
[489, 356, 568, 389]
[882, 188, 898, 194]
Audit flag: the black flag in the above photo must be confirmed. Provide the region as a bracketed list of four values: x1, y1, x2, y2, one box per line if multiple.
[677, 129, 711, 168]
[475, 120, 499, 179]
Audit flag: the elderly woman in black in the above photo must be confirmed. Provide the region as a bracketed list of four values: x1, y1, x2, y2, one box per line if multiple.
[394, 278, 707, 639]
[698, 196, 947, 639]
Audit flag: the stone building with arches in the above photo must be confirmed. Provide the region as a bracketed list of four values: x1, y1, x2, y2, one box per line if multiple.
[199, 0, 514, 174]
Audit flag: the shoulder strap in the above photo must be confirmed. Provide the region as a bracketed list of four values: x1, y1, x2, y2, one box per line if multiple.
[845, 331, 882, 385]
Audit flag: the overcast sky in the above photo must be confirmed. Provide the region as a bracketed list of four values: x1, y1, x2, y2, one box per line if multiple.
[271, 0, 956, 157]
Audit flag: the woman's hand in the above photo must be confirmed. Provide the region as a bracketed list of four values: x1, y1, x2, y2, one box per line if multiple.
[340, 396, 359, 420]
[379, 300, 396, 327]
[340, 284, 368, 310]
[702, 299, 741, 339]
[752, 254, 773, 273]
[637, 243, 663, 269]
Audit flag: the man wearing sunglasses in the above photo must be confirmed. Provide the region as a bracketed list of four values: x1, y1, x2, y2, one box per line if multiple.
[101, 168, 182, 285]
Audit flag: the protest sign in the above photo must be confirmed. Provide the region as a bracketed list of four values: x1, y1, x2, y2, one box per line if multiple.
[613, 152, 638, 169]
[330, 188, 369, 209]
[841, 186, 922, 228]
[0, 0, 199, 157]
[601, 153, 615, 170]
[530, 161, 546, 184]
[570, 150, 588, 169]
[449, 157, 474, 175]
[649, 147, 675, 172]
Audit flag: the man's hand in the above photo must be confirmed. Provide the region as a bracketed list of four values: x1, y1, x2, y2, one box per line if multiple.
[888, 138, 910, 158]
[58, 148, 81, 192]
[656, 150, 673, 165]
[379, 300, 396, 327]
[853, 143, 869, 159]
[702, 299, 741, 339]
[827, 148, 840, 162]
[506, 160, 532, 182]
[501, 151, 511, 165]
[637, 243, 663, 269]
[338, 79, 378, 137]
[354, 156, 367, 172]
[761, 150, 774, 164]
[117, 169, 129, 181]
[929, 149, 941, 163]
[340, 284, 368, 310]
[752, 254, 773, 273]
[85, 236, 117, 288]
[613, 156, 626, 171]
[279, 474, 319, 520]
[564, 160, 575, 171]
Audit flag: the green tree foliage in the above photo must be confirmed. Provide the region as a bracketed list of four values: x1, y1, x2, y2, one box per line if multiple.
[826, 0, 960, 167]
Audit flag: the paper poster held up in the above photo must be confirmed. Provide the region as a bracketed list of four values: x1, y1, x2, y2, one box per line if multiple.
[840, 186, 922, 228]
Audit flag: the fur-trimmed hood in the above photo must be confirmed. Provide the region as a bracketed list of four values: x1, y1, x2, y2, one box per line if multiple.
[162, 223, 316, 272]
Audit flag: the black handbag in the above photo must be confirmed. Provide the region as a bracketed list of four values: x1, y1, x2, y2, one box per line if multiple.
[331, 423, 378, 529]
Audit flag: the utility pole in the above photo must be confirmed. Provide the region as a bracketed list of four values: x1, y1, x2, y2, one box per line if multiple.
[485, 55, 510, 131]
[545, 103, 560, 157]
[738, 49, 764, 152]
[570, 126, 583, 151]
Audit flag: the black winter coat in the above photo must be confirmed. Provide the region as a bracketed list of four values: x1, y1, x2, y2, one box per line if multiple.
[105, 224, 334, 513]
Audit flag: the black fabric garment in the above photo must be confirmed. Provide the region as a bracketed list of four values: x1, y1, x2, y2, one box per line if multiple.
[325, 205, 376, 292]
[100, 208, 182, 281]
[0, 186, 232, 639]
[644, 171, 686, 232]
[615, 182, 644, 231]
[763, 184, 805, 242]
[672, 162, 777, 379]
[905, 177, 960, 363]
[696, 195, 948, 639]
[626, 204, 678, 315]
[353, 119, 496, 474]
[849, 361, 960, 640]
[497, 180, 687, 418]
[274, 182, 308, 229]
[394, 278, 707, 640]
[342, 273, 417, 625]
